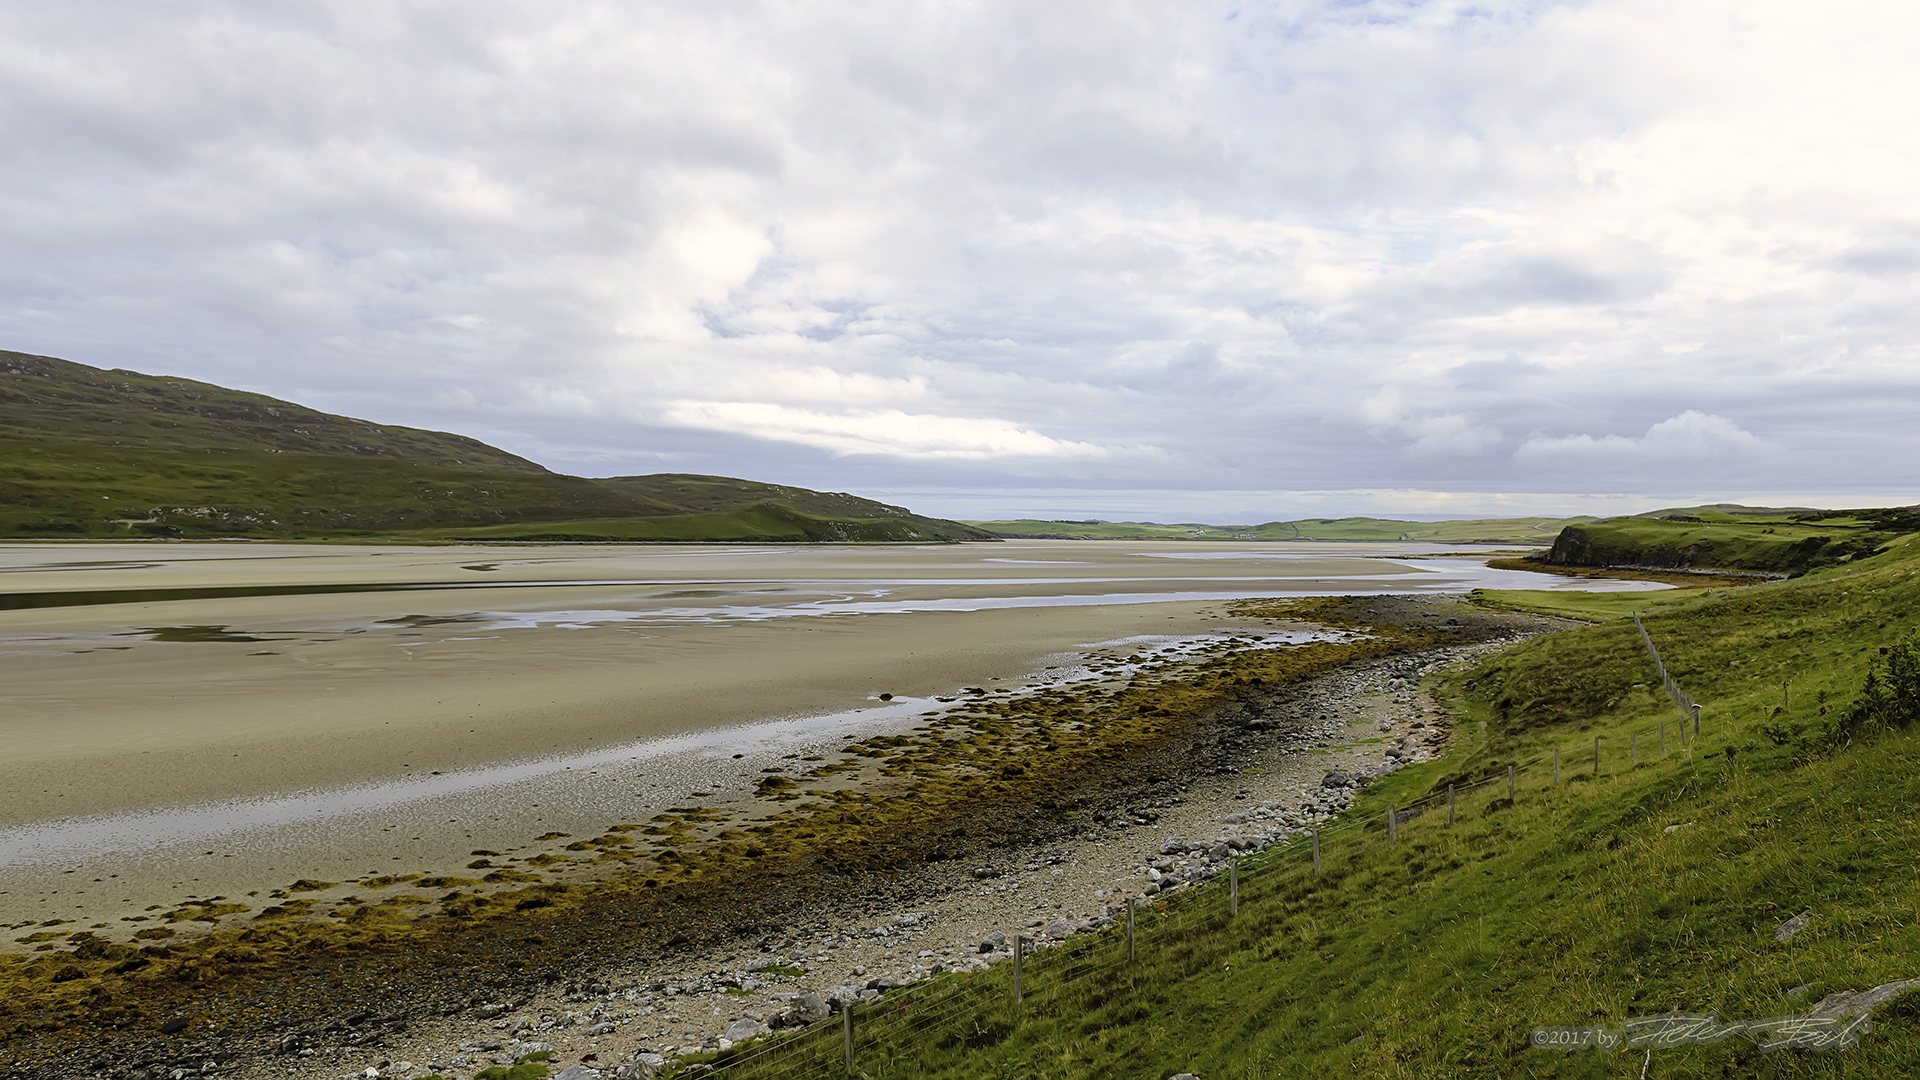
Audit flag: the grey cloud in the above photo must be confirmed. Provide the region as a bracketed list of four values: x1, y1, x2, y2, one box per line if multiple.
[0, 1, 1915, 517]
[1831, 227, 1920, 277]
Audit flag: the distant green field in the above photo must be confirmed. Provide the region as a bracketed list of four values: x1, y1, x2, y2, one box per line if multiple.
[971, 515, 1592, 544]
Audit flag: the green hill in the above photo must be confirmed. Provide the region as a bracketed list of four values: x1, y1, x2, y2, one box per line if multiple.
[972, 515, 1592, 544]
[0, 350, 992, 542]
[1542, 507, 1920, 577]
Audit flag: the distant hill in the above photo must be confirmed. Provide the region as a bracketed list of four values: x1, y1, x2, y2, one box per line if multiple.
[970, 516, 1593, 545]
[0, 350, 994, 542]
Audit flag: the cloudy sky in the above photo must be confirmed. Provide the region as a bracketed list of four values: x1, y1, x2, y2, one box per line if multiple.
[4, 1, 1916, 522]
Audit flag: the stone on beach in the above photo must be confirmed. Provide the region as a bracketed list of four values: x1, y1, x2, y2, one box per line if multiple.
[789, 991, 831, 1023]
[723, 1017, 768, 1043]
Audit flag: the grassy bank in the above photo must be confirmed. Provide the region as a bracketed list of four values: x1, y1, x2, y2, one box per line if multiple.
[702, 538, 1920, 1077]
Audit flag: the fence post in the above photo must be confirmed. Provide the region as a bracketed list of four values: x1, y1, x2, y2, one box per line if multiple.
[843, 1003, 854, 1072]
[1387, 806, 1396, 844]
[1313, 828, 1322, 872]
[1126, 900, 1135, 962]
[1507, 764, 1514, 801]
[1594, 736, 1600, 774]
[1012, 931, 1023, 1005]
[1230, 859, 1239, 917]
[1554, 747, 1560, 785]
[1691, 703, 1701, 737]
[1660, 722, 1666, 756]
[1448, 785, 1455, 826]
[1680, 717, 1688, 749]
[1631, 732, 1637, 766]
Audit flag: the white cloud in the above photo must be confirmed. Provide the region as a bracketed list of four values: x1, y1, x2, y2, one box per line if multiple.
[1359, 387, 1503, 458]
[661, 401, 1119, 460]
[1516, 410, 1766, 463]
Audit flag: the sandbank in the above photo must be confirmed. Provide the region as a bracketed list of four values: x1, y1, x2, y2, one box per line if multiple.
[0, 540, 1658, 936]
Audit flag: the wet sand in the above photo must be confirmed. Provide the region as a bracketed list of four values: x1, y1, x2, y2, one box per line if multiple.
[0, 540, 1663, 939]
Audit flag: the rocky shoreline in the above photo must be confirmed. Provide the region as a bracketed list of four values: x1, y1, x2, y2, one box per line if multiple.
[14, 596, 1567, 1080]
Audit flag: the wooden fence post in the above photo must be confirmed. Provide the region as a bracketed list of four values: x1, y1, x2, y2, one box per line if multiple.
[843, 1003, 854, 1072]
[1507, 764, 1514, 801]
[1660, 722, 1666, 755]
[1012, 931, 1023, 1005]
[1230, 859, 1239, 917]
[1448, 785, 1455, 825]
[1313, 828, 1322, 872]
[1691, 703, 1701, 737]
[1387, 806, 1397, 844]
[1126, 900, 1135, 962]
[1553, 747, 1560, 785]
[1594, 736, 1600, 774]
[1631, 732, 1637, 765]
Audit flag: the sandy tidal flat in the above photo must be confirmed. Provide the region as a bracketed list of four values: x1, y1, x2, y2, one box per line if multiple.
[0, 539, 1662, 936]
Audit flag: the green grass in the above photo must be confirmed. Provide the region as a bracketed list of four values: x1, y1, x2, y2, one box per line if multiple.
[971, 516, 1593, 544]
[709, 537, 1920, 1077]
[1465, 588, 1714, 623]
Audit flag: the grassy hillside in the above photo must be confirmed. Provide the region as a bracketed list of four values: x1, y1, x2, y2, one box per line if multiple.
[973, 516, 1592, 544]
[0, 351, 991, 542]
[1543, 509, 1920, 577]
[710, 537, 1920, 1077]
[0, 350, 546, 470]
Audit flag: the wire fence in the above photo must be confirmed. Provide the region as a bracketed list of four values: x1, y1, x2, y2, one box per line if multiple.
[1636, 612, 1702, 733]
[687, 616, 1709, 1078]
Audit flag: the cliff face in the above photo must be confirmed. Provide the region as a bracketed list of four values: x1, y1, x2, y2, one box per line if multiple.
[1543, 520, 1905, 576]
[1543, 526, 1684, 567]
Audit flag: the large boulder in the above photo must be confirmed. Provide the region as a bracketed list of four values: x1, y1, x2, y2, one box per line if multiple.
[723, 1018, 767, 1043]
[789, 991, 831, 1023]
